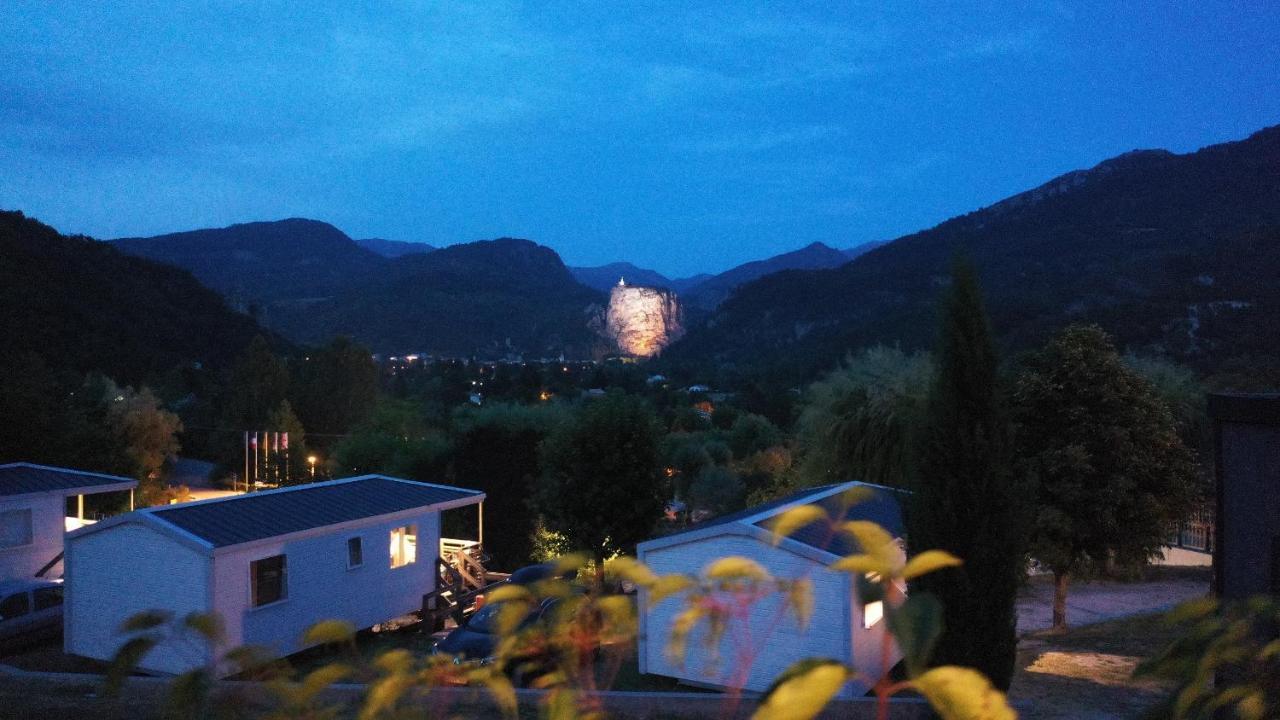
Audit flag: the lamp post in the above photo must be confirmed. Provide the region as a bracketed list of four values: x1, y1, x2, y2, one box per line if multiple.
[307, 455, 317, 480]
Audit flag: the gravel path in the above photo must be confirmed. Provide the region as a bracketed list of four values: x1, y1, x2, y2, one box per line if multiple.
[1016, 575, 1209, 633]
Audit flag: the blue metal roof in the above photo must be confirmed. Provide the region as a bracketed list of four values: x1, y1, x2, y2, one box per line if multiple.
[650, 481, 905, 559]
[0, 463, 136, 496]
[754, 485, 906, 557]
[148, 475, 482, 548]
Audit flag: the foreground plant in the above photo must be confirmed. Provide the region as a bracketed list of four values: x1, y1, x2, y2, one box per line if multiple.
[1136, 595, 1279, 719]
[110, 493, 1016, 719]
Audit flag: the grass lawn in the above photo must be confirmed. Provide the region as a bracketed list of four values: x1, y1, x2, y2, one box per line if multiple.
[1009, 612, 1182, 720]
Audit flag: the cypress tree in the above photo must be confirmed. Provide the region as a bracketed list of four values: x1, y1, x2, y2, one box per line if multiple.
[908, 258, 1026, 690]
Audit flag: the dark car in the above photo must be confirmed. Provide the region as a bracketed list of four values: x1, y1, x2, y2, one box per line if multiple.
[431, 563, 575, 668]
[431, 593, 560, 664]
[0, 579, 64, 650]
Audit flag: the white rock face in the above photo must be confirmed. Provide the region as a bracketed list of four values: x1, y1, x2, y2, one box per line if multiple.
[605, 281, 684, 357]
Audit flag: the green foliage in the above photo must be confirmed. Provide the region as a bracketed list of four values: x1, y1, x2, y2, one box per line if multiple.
[908, 260, 1027, 690]
[224, 336, 290, 430]
[452, 402, 569, 568]
[795, 346, 933, 488]
[536, 393, 666, 562]
[293, 337, 380, 436]
[332, 400, 451, 480]
[1137, 596, 1279, 720]
[101, 378, 183, 499]
[727, 413, 781, 458]
[1012, 324, 1198, 628]
[0, 210, 267, 385]
[687, 465, 745, 516]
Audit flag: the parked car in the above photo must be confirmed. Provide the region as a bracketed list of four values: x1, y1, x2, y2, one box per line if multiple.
[430, 563, 579, 681]
[0, 579, 64, 650]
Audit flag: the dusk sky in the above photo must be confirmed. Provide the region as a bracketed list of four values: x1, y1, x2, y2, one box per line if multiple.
[2, 3, 1278, 276]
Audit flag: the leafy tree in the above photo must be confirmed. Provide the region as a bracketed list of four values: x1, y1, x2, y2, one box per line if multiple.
[223, 335, 289, 430]
[293, 337, 379, 436]
[535, 393, 665, 565]
[331, 400, 450, 481]
[687, 465, 745, 517]
[101, 379, 183, 504]
[908, 260, 1027, 690]
[795, 346, 933, 488]
[1012, 324, 1197, 630]
[727, 413, 781, 458]
[1124, 354, 1209, 452]
[452, 403, 568, 569]
[266, 400, 308, 484]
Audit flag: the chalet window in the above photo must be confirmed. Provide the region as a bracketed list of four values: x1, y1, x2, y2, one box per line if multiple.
[0, 592, 29, 620]
[390, 525, 417, 568]
[0, 509, 33, 548]
[863, 600, 884, 628]
[251, 555, 287, 606]
[347, 537, 363, 569]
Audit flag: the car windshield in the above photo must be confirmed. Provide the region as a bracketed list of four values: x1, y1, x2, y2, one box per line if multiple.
[464, 602, 504, 634]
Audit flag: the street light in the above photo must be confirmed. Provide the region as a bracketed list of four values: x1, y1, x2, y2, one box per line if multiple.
[307, 455, 318, 480]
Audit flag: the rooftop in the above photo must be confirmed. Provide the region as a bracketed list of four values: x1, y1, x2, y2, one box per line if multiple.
[145, 475, 483, 548]
[642, 481, 906, 559]
[0, 463, 137, 497]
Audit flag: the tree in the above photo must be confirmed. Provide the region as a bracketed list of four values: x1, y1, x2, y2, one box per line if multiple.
[726, 413, 781, 459]
[1012, 324, 1197, 630]
[795, 346, 933, 488]
[687, 465, 745, 517]
[101, 379, 183, 504]
[267, 400, 308, 484]
[452, 403, 568, 569]
[908, 260, 1027, 690]
[535, 393, 665, 566]
[293, 337, 379, 437]
[223, 335, 289, 430]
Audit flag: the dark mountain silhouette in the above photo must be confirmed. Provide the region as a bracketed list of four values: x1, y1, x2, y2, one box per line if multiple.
[357, 237, 436, 258]
[271, 238, 606, 358]
[113, 219, 389, 308]
[842, 240, 889, 259]
[670, 273, 714, 293]
[0, 211, 269, 382]
[681, 241, 851, 310]
[570, 262, 672, 292]
[666, 124, 1280, 380]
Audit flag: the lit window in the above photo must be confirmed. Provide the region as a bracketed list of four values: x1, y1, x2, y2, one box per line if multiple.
[347, 537, 363, 569]
[251, 555, 287, 607]
[864, 600, 884, 628]
[0, 509, 32, 549]
[390, 525, 417, 568]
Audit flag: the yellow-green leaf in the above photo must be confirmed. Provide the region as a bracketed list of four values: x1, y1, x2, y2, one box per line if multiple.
[1237, 691, 1266, 720]
[751, 659, 848, 720]
[303, 619, 355, 646]
[648, 574, 695, 604]
[705, 556, 771, 582]
[831, 553, 891, 576]
[183, 612, 224, 642]
[485, 583, 534, 605]
[840, 521, 899, 569]
[472, 666, 518, 717]
[768, 505, 828, 545]
[665, 605, 704, 665]
[786, 579, 814, 629]
[606, 556, 659, 586]
[913, 666, 1017, 720]
[902, 550, 963, 581]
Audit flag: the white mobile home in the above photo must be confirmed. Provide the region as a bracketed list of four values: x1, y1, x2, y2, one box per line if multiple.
[65, 474, 483, 675]
[0, 463, 136, 581]
[637, 481, 905, 697]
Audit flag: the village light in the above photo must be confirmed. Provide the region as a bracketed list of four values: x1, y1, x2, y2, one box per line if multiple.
[307, 455, 317, 479]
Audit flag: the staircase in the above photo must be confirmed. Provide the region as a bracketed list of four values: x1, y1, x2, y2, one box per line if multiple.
[421, 540, 510, 629]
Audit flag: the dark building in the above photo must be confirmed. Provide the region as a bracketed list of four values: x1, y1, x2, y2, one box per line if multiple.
[1210, 394, 1280, 599]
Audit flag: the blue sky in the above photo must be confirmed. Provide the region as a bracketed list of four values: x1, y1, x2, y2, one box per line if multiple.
[1, 3, 1278, 276]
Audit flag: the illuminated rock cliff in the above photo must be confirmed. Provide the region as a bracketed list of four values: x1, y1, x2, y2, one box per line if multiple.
[604, 278, 684, 357]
